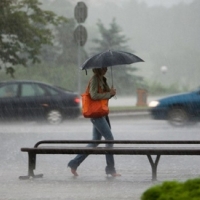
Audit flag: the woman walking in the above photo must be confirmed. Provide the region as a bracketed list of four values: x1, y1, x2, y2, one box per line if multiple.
[68, 67, 121, 177]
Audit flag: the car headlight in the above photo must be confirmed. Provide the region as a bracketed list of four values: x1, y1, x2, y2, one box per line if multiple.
[148, 101, 160, 107]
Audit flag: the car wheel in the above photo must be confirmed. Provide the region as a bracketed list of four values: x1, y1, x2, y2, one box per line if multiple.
[168, 107, 188, 126]
[46, 110, 63, 125]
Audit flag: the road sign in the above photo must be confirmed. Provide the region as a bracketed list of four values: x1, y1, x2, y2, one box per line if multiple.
[74, 2, 87, 23]
[74, 25, 87, 46]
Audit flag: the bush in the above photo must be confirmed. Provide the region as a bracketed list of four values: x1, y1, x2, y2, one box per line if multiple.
[146, 80, 190, 95]
[141, 178, 200, 200]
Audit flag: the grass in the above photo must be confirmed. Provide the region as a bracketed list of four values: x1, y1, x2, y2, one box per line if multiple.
[110, 106, 148, 112]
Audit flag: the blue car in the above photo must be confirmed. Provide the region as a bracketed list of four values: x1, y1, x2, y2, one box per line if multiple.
[148, 88, 200, 126]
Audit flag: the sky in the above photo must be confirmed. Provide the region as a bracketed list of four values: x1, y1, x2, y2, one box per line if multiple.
[137, 0, 194, 7]
[79, 0, 194, 7]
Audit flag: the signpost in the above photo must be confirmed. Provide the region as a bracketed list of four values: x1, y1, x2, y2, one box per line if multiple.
[74, 2, 87, 23]
[74, 25, 87, 46]
[74, 2, 88, 94]
[74, 2, 87, 46]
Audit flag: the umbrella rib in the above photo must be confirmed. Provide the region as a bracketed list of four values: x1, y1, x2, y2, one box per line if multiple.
[81, 50, 144, 69]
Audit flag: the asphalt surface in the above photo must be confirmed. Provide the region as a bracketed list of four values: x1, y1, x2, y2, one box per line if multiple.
[79, 109, 150, 120]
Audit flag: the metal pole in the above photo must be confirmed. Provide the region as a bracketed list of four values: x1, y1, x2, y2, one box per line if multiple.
[77, 44, 82, 94]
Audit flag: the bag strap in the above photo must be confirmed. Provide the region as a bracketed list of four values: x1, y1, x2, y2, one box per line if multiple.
[85, 75, 103, 94]
[85, 77, 93, 94]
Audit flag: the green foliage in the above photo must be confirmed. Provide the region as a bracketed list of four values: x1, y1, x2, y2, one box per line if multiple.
[0, 0, 67, 76]
[39, 19, 79, 66]
[6, 67, 15, 78]
[0, 63, 80, 91]
[92, 18, 129, 52]
[147, 80, 189, 95]
[53, 19, 87, 66]
[141, 178, 200, 200]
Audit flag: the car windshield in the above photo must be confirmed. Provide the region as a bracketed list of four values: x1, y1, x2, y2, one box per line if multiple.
[0, 84, 18, 98]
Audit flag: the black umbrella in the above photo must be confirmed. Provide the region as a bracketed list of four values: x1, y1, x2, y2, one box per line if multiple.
[81, 50, 144, 70]
[80, 50, 144, 86]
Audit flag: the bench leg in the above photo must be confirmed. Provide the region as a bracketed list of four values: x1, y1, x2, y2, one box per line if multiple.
[147, 154, 160, 181]
[19, 153, 43, 180]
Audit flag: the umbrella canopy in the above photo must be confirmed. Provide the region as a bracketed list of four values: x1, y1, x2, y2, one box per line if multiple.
[81, 50, 144, 70]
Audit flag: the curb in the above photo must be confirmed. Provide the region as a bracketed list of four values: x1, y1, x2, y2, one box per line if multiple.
[109, 111, 150, 119]
[78, 110, 150, 120]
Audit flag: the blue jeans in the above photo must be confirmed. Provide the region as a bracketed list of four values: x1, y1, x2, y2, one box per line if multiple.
[68, 116, 116, 174]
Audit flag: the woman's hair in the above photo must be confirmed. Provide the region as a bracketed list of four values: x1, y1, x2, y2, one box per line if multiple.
[92, 68, 107, 76]
[92, 68, 102, 75]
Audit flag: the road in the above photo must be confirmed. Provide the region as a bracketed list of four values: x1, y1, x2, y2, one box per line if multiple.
[0, 117, 200, 200]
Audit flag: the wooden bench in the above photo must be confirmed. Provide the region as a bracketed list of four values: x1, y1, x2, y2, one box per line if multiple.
[19, 140, 200, 181]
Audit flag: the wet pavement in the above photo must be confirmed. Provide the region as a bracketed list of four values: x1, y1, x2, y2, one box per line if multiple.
[1, 117, 200, 200]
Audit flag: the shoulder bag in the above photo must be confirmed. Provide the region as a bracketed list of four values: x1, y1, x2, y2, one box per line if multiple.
[81, 79, 109, 118]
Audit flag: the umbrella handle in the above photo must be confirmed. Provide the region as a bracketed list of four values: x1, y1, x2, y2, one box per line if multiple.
[110, 66, 114, 87]
[110, 67, 117, 99]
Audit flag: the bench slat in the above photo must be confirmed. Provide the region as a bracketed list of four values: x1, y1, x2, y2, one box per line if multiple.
[21, 147, 200, 155]
[34, 140, 200, 147]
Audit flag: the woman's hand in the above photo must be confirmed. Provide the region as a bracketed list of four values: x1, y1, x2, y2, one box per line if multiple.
[110, 88, 116, 96]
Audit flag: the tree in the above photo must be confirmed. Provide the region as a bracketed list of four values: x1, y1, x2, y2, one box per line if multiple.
[0, 0, 67, 77]
[91, 19, 145, 95]
[39, 18, 88, 90]
[54, 19, 87, 66]
[92, 18, 129, 52]
[39, 19, 78, 67]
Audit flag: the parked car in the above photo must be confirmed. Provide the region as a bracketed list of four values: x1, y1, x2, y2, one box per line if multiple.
[148, 88, 200, 126]
[0, 80, 81, 124]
